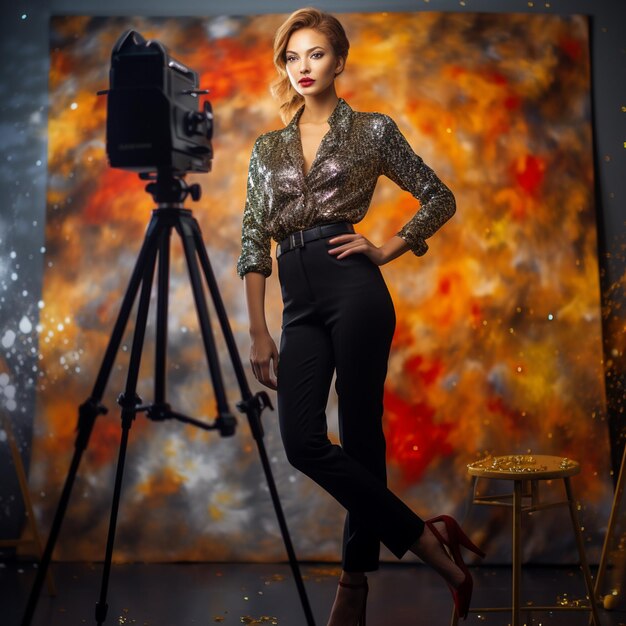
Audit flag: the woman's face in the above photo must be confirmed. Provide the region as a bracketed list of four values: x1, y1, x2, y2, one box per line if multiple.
[285, 28, 344, 98]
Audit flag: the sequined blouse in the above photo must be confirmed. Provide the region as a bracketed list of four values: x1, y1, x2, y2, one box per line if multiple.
[236, 98, 456, 279]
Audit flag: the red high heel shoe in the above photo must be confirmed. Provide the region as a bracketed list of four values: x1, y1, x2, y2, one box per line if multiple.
[333, 577, 368, 626]
[425, 515, 485, 620]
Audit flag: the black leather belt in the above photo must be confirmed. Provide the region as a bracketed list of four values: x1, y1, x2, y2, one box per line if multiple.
[276, 222, 355, 259]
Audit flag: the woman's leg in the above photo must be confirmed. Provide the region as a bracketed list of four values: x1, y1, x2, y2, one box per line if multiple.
[277, 243, 424, 560]
[326, 253, 394, 624]
[277, 320, 374, 625]
[331, 268, 394, 573]
[277, 315, 424, 558]
[277, 241, 469, 622]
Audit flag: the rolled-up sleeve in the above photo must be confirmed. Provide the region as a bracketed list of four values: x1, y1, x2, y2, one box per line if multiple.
[379, 115, 456, 257]
[236, 138, 273, 279]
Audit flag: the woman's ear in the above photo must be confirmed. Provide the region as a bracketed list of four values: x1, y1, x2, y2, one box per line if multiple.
[335, 56, 346, 76]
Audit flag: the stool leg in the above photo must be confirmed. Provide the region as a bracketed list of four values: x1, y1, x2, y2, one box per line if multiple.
[512, 480, 522, 626]
[463, 476, 478, 523]
[531, 479, 539, 508]
[564, 477, 602, 626]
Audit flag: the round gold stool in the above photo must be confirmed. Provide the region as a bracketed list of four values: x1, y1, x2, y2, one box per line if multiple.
[453, 454, 602, 626]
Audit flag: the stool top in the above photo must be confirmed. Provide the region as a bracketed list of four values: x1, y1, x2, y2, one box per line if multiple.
[467, 454, 580, 480]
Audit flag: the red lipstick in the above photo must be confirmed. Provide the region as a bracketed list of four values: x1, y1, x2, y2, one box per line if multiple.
[299, 78, 315, 87]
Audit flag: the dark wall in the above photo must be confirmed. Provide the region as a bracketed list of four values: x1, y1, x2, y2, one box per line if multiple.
[0, 0, 624, 547]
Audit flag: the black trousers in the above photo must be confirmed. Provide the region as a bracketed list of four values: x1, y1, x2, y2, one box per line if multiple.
[276, 224, 425, 572]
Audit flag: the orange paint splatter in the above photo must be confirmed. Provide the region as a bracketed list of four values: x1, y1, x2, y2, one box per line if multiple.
[81, 168, 152, 225]
[136, 465, 185, 499]
[86, 417, 129, 467]
[513, 154, 545, 197]
[438, 275, 452, 295]
[504, 94, 521, 110]
[470, 302, 482, 322]
[485, 395, 522, 435]
[390, 317, 416, 350]
[483, 69, 508, 86]
[405, 354, 444, 387]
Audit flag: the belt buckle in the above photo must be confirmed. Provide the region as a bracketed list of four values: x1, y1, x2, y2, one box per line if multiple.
[290, 230, 304, 249]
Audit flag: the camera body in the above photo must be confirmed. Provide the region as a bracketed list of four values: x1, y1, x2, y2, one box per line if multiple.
[105, 30, 213, 175]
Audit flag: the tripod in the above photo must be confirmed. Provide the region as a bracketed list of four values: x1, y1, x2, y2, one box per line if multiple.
[21, 173, 316, 626]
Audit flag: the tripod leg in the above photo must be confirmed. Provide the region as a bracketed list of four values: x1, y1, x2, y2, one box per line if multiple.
[191, 219, 250, 392]
[20, 214, 166, 626]
[155, 225, 172, 406]
[177, 217, 231, 416]
[20, 404, 101, 626]
[190, 218, 316, 626]
[91, 212, 164, 400]
[252, 427, 317, 626]
[95, 242, 159, 626]
[94, 407, 135, 626]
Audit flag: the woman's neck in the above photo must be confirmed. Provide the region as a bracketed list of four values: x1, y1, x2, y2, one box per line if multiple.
[299, 90, 340, 125]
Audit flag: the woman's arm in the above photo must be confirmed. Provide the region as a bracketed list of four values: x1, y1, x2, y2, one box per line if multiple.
[244, 271, 279, 391]
[328, 116, 455, 265]
[237, 137, 278, 390]
[379, 115, 456, 257]
[378, 234, 411, 264]
[236, 137, 273, 279]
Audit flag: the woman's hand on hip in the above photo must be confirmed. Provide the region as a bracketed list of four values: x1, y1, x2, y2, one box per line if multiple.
[249, 331, 279, 391]
[328, 232, 411, 265]
[327, 232, 387, 265]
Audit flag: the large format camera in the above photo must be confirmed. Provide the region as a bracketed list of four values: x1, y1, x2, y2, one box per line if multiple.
[101, 30, 213, 175]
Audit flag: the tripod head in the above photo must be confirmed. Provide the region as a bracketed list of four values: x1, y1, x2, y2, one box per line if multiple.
[140, 170, 202, 206]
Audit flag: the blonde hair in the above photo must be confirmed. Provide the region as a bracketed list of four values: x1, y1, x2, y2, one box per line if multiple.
[271, 7, 350, 124]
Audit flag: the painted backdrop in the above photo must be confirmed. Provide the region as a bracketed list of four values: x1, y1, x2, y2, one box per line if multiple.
[33, 12, 610, 563]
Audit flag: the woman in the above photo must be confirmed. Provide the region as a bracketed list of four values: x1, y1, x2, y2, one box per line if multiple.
[237, 7, 483, 625]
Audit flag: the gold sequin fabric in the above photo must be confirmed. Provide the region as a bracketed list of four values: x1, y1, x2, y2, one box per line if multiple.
[236, 98, 456, 278]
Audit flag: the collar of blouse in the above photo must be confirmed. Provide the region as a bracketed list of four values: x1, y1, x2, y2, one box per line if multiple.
[287, 96, 353, 132]
[282, 97, 353, 179]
